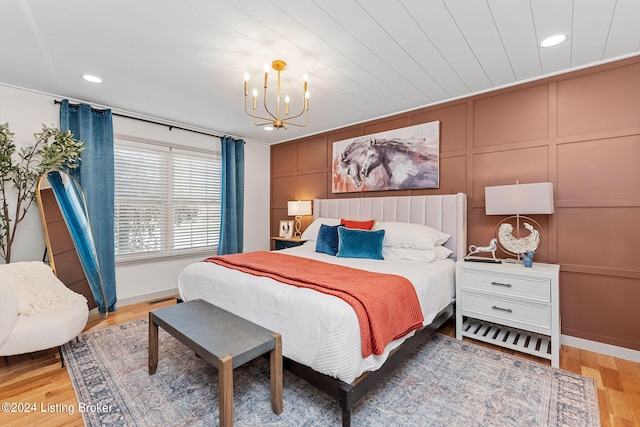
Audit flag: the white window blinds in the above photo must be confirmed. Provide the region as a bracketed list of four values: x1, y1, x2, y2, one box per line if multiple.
[114, 141, 221, 262]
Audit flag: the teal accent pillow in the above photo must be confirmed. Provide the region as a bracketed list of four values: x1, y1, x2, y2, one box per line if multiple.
[337, 227, 385, 260]
[315, 224, 343, 256]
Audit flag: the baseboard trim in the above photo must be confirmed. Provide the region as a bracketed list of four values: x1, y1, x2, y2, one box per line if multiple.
[117, 288, 179, 308]
[561, 334, 640, 363]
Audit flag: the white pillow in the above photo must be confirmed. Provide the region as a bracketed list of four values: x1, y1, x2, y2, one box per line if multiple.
[301, 217, 341, 241]
[374, 221, 451, 250]
[382, 246, 453, 262]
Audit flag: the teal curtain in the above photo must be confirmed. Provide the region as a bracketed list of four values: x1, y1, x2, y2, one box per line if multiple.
[59, 100, 116, 313]
[218, 136, 244, 255]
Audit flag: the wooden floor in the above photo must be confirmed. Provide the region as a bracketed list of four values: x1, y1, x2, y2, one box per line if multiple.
[1, 298, 638, 426]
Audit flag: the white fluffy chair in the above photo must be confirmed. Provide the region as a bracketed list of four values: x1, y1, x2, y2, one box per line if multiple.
[0, 261, 88, 365]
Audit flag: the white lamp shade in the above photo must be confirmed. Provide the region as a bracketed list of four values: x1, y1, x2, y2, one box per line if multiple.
[485, 182, 554, 215]
[287, 200, 312, 216]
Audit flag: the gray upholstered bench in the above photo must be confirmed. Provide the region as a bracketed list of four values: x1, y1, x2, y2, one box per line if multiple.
[148, 299, 282, 426]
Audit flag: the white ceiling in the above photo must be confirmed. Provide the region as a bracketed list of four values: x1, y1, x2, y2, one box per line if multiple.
[2, 0, 639, 144]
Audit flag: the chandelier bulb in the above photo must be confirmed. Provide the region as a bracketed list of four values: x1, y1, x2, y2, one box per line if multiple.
[263, 64, 269, 88]
[244, 73, 249, 82]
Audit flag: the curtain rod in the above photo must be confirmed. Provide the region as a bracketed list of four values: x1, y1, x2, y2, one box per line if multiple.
[53, 100, 227, 139]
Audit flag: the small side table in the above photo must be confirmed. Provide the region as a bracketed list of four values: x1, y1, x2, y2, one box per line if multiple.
[149, 300, 283, 426]
[271, 236, 307, 250]
[456, 260, 560, 367]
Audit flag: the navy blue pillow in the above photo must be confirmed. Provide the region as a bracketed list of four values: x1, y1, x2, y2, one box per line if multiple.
[315, 224, 342, 256]
[336, 227, 385, 260]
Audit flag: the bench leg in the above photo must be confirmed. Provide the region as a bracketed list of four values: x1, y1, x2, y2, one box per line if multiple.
[270, 333, 283, 415]
[148, 313, 158, 375]
[219, 354, 233, 427]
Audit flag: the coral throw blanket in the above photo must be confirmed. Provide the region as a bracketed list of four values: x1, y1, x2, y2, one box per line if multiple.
[205, 251, 424, 357]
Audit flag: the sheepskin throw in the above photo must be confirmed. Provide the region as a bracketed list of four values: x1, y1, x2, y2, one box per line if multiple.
[0, 261, 86, 315]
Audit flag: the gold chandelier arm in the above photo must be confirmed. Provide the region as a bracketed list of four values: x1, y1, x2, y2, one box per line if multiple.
[244, 96, 255, 117]
[251, 112, 276, 123]
[286, 105, 307, 120]
[285, 89, 309, 121]
[244, 95, 275, 123]
[262, 87, 277, 121]
[252, 118, 275, 127]
[283, 111, 308, 128]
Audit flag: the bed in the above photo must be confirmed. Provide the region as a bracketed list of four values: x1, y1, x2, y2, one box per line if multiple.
[179, 194, 467, 426]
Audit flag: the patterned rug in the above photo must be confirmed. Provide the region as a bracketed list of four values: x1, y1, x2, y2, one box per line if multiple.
[63, 319, 600, 426]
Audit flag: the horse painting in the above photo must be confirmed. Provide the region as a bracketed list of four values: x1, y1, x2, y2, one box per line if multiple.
[332, 121, 440, 193]
[337, 137, 372, 189]
[361, 138, 439, 189]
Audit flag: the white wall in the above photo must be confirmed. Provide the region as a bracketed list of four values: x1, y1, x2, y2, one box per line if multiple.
[0, 86, 58, 263]
[0, 83, 270, 306]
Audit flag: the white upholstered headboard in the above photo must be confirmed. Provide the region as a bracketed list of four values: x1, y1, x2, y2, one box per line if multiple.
[313, 194, 467, 260]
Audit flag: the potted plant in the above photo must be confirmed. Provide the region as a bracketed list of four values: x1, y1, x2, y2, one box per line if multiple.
[0, 122, 84, 263]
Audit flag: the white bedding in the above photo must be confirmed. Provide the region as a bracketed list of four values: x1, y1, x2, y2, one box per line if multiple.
[178, 243, 455, 384]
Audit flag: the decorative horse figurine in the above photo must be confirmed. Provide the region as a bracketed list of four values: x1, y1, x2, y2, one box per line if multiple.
[466, 238, 499, 261]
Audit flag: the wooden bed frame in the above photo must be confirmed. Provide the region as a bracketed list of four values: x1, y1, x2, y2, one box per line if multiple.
[283, 194, 467, 426]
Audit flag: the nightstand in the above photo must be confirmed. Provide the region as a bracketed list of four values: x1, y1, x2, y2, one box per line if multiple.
[455, 260, 560, 367]
[271, 237, 307, 250]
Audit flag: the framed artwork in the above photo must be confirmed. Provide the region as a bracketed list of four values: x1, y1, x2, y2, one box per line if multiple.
[331, 121, 440, 193]
[279, 220, 293, 238]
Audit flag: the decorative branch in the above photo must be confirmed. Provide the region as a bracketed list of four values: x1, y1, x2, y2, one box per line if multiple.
[0, 123, 84, 263]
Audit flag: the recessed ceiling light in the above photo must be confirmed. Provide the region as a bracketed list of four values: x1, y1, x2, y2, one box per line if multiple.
[540, 34, 566, 47]
[82, 74, 102, 83]
[263, 126, 274, 131]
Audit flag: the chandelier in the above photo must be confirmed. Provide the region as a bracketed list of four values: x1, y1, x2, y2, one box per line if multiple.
[243, 60, 309, 129]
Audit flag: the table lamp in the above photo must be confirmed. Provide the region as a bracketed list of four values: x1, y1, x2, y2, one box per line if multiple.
[287, 200, 312, 237]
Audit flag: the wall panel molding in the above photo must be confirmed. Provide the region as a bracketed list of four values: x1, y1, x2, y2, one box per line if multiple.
[556, 199, 640, 208]
[561, 264, 640, 280]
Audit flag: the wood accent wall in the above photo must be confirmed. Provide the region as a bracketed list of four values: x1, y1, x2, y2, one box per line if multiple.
[271, 56, 640, 352]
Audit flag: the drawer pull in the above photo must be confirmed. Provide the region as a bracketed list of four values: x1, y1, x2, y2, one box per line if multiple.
[491, 281, 512, 287]
[492, 305, 513, 313]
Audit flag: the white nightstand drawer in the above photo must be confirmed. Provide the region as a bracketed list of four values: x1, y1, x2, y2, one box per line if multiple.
[461, 292, 551, 330]
[462, 270, 551, 303]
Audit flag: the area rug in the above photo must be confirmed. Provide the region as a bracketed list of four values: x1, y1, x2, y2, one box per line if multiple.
[63, 319, 600, 426]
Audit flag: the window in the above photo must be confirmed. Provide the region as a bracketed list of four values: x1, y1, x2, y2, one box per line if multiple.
[114, 140, 221, 262]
